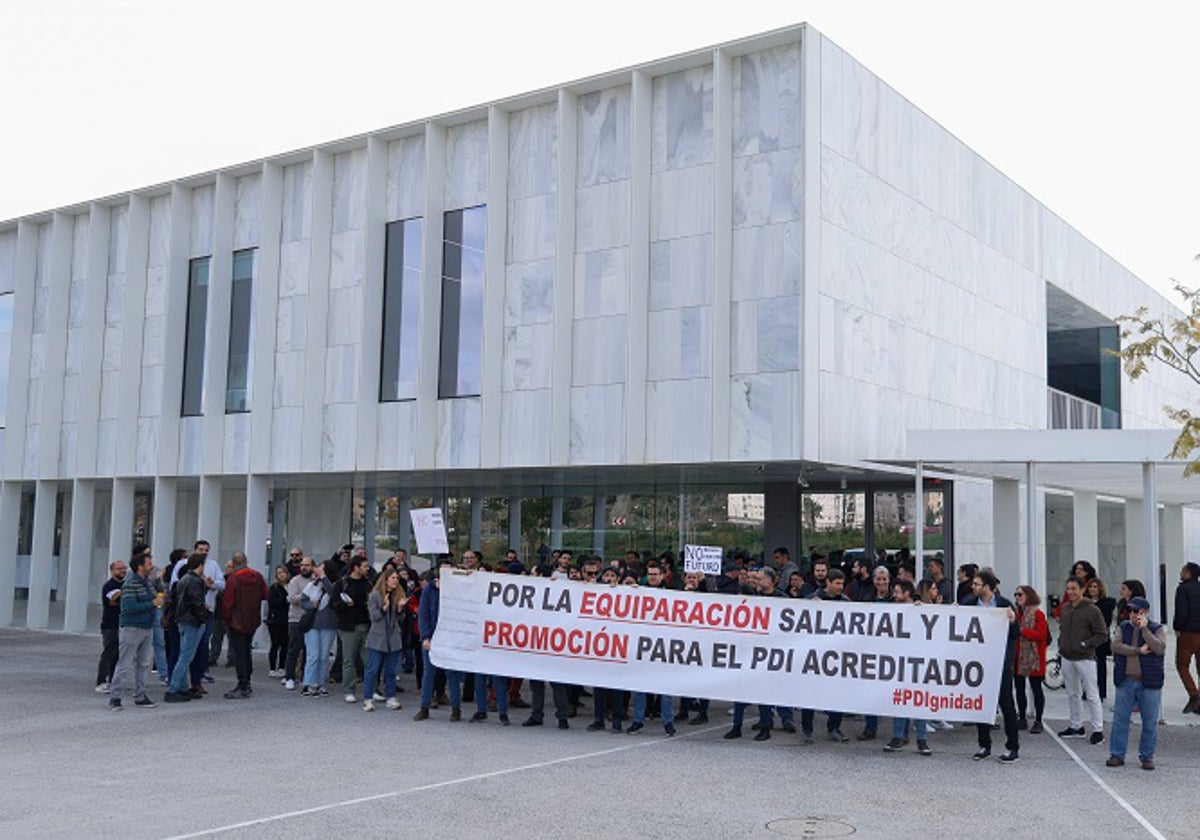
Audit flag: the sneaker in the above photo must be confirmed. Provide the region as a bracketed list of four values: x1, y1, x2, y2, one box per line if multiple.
[469, 712, 488, 723]
[972, 748, 991, 761]
[801, 733, 814, 745]
[202, 673, 215, 684]
[753, 728, 771, 742]
[386, 698, 402, 710]
[109, 700, 122, 711]
[413, 708, 429, 721]
[611, 722, 623, 733]
[1089, 732, 1105, 746]
[316, 687, 329, 697]
[134, 697, 157, 708]
[363, 700, 375, 712]
[1140, 759, 1155, 771]
[916, 740, 932, 756]
[688, 713, 709, 726]
[626, 722, 644, 734]
[1106, 756, 1124, 767]
[558, 719, 569, 730]
[997, 751, 1020, 763]
[780, 722, 797, 734]
[285, 679, 296, 691]
[857, 730, 877, 742]
[344, 694, 357, 703]
[1058, 727, 1086, 738]
[828, 729, 849, 743]
[372, 692, 386, 702]
[883, 738, 909, 752]
[723, 727, 742, 740]
[94, 683, 110, 694]
[164, 690, 192, 703]
[223, 689, 249, 700]
[449, 708, 462, 722]
[1029, 721, 1044, 734]
[522, 718, 543, 727]
[664, 723, 676, 736]
[1017, 717, 1028, 731]
[300, 686, 314, 697]
[435, 693, 451, 707]
[935, 720, 954, 730]
[587, 721, 606, 732]
[499, 714, 510, 726]
[1183, 697, 1198, 715]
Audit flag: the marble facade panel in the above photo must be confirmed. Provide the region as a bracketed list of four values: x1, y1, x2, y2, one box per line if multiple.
[141, 316, 165, 367]
[324, 344, 359, 403]
[652, 66, 713, 172]
[574, 247, 628, 319]
[61, 375, 79, 421]
[147, 196, 171, 267]
[649, 234, 711, 310]
[569, 384, 625, 464]
[332, 148, 367, 234]
[730, 297, 798, 375]
[646, 378, 711, 462]
[107, 206, 129, 274]
[95, 420, 116, 475]
[28, 333, 45, 378]
[577, 85, 631, 187]
[502, 324, 553, 391]
[509, 103, 558, 199]
[445, 121, 489, 209]
[177, 417, 202, 474]
[435, 398, 482, 469]
[650, 165, 713, 240]
[64, 330, 82, 377]
[648, 306, 709, 381]
[733, 43, 802, 156]
[105, 273, 125, 326]
[273, 351, 305, 407]
[507, 193, 556, 263]
[32, 223, 51, 288]
[71, 214, 89, 281]
[572, 316, 627, 386]
[68, 280, 86, 329]
[135, 418, 159, 474]
[731, 222, 801, 302]
[375, 401, 417, 470]
[732, 148, 802, 228]
[189, 185, 214, 258]
[329, 230, 365, 289]
[387, 135, 426, 221]
[278, 241, 310, 297]
[729, 372, 796, 460]
[144, 264, 167, 318]
[234, 174, 262, 250]
[321, 403, 357, 471]
[275, 294, 307, 352]
[99, 371, 119, 419]
[504, 259, 554, 326]
[327, 286, 363, 345]
[23, 424, 39, 476]
[138, 365, 162, 417]
[575, 180, 630, 252]
[270, 408, 302, 472]
[0, 230, 15, 293]
[223, 413, 251, 473]
[500, 390, 551, 466]
[101, 327, 122, 372]
[31, 284, 47, 335]
[282, 162, 313, 243]
[58, 425, 76, 478]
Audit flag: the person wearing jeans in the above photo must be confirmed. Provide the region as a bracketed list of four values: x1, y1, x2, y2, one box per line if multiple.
[165, 554, 209, 702]
[414, 569, 462, 720]
[629, 692, 675, 736]
[362, 569, 407, 712]
[1108, 597, 1166, 770]
[301, 562, 340, 695]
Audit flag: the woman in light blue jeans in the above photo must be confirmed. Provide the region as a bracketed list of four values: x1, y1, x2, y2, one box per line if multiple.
[301, 562, 339, 696]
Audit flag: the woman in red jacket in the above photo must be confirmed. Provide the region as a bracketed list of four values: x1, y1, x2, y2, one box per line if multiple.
[1013, 585, 1049, 734]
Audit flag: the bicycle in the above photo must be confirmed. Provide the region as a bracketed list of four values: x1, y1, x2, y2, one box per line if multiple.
[1044, 652, 1064, 690]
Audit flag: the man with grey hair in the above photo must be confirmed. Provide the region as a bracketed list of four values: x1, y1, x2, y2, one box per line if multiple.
[221, 551, 269, 699]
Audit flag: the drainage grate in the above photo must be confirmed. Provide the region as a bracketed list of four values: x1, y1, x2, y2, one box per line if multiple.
[766, 817, 856, 837]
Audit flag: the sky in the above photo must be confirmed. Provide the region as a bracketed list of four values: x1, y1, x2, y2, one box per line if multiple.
[1, 0, 1197, 306]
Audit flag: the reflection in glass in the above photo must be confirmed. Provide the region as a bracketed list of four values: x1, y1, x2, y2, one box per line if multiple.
[0, 292, 12, 427]
[225, 249, 256, 413]
[181, 257, 210, 416]
[380, 218, 423, 401]
[439, 205, 486, 398]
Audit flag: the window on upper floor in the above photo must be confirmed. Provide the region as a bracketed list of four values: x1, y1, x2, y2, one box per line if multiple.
[225, 249, 256, 413]
[380, 218, 423, 401]
[438, 206, 486, 399]
[181, 256, 211, 416]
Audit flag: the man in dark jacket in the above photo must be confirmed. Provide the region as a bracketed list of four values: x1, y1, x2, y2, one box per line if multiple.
[221, 552, 269, 699]
[1173, 562, 1200, 714]
[1057, 577, 1109, 743]
[414, 567, 463, 721]
[95, 560, 127, 693]
[963, 568, 1021, 762]
[336, 556, 373, 703]
[165, 554, 209, 702]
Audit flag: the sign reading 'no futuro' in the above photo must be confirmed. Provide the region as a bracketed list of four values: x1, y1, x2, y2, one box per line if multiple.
[430, 570, 1010, 722]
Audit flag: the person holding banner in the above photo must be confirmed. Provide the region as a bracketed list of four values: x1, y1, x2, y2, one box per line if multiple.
[883, 580, 933, 755]
[800, 569, 851, 745]
[413, 567, 463, 722]
[964, 569, 1021, 763]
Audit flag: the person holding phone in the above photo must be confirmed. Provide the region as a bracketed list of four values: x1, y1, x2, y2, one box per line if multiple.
[1107, 597, 1166, 770]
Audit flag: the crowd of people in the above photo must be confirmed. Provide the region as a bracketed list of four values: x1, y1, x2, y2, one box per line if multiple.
[94, 540, 1200, 771]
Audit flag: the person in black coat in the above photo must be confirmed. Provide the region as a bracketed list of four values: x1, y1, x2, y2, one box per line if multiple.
[962, 568, 1021, 762]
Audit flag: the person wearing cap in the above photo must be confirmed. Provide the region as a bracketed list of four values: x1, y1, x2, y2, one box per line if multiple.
[1107, 596, 1166, 770]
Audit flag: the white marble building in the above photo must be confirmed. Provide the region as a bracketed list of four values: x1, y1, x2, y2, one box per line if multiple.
[0, 23, 1196, 632]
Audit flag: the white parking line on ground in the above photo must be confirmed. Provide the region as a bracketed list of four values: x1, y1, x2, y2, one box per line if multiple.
[1049, 731, 1167, 840]
[164, 725, 725, 839]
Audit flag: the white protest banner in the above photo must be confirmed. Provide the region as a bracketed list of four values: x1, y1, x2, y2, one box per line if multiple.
[409, 508, 449, 555]
[431, 570, 1009, 722]
[683, 544, 723, 576]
